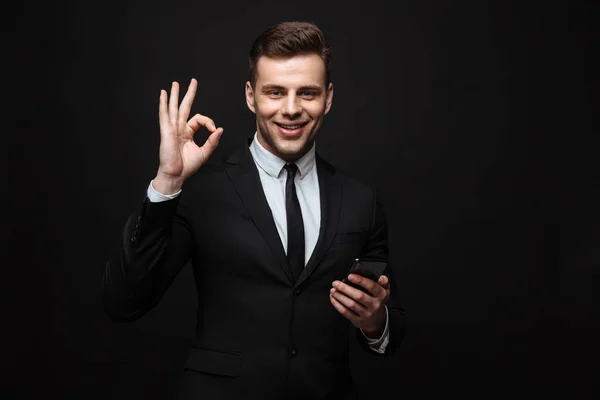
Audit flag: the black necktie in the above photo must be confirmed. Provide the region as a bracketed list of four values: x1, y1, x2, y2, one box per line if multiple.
[284, 163, 305, 283]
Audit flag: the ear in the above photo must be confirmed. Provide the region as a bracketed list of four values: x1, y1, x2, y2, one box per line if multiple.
[324, 82, 334, 115]
[245, 81, 256, 114]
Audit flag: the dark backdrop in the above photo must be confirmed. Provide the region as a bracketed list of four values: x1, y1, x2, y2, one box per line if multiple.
[7, 0, 597, 399]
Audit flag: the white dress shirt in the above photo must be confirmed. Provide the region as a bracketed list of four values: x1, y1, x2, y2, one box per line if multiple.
[248, 133, 320, 265]
[147, 133, 389, 353]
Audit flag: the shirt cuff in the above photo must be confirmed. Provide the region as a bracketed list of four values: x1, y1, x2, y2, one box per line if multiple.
[361, 305, 390, 354]
[147, 180, 182, 203]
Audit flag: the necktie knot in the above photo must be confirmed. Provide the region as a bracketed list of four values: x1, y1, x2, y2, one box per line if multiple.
[284, 163, 298, 179]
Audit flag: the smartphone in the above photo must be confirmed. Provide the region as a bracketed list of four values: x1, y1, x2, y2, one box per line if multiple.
[342, 258, 388, 294]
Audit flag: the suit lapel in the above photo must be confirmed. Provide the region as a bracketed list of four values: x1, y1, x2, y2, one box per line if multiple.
[296, 154, 342, 287]
[225, 142, 294, 283]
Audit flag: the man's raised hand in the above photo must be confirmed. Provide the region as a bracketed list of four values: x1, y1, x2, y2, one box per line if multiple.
[153, 78, 223, 194]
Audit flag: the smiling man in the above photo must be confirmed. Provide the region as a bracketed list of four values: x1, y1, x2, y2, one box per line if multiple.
[246, 53, 332, 162]
[103, 21, 405, 400]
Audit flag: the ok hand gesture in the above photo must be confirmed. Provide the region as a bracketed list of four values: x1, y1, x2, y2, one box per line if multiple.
[154, 79, 223, 194]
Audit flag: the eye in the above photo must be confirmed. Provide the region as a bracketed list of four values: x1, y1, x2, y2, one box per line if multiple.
[301, 91, 316, 98]
[269, 90, 282, 96]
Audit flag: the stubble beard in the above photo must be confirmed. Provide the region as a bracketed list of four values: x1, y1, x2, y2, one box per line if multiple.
[256, 118, 318, 163]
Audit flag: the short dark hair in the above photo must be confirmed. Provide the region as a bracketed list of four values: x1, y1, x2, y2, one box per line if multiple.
[248, 21, 332, 88]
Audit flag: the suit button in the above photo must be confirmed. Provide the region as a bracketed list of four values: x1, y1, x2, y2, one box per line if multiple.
[289, 346, 297, 358]
[293, 289, 300, 296]
[130, 236, 136, 242]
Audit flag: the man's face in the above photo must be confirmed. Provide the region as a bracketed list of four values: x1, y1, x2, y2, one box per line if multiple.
[245, 53, 333, 162]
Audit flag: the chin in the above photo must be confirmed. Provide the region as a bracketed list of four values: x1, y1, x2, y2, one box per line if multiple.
[274, 146, 302, 161]
[276, 141, 311, 160]
[258, 124, 313, 161]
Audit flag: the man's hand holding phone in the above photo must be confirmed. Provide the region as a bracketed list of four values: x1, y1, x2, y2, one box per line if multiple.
[329, 259, 391, 339]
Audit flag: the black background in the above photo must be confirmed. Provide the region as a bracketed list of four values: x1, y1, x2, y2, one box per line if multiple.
[7, 0, 597, 399]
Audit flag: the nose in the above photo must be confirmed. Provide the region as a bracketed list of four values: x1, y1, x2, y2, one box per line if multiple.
[281, 94, 302, 117]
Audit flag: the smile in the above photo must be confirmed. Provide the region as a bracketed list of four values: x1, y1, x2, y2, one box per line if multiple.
[275, 122, 308, 129]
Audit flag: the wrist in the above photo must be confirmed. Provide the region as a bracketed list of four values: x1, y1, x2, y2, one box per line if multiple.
[362, 325, 384, 340]
[152, 172, 184, 195]
[362, 309, 387, 339]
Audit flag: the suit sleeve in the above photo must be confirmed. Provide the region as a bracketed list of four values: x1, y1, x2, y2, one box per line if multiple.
[102, 185, 194, 322]
[354, 189, 406, 356]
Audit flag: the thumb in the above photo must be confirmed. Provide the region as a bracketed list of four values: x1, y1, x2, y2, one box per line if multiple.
[378, 275, 390, 288]
[200, 127, 223, 157]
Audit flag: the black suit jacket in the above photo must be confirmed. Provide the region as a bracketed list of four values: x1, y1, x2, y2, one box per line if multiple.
[103, 141, 406, 399]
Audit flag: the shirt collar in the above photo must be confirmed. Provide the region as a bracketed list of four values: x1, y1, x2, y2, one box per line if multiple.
[249, 132, 316, 179]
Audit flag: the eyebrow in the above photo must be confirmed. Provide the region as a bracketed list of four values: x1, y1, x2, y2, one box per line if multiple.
[261, 84, 323, 92]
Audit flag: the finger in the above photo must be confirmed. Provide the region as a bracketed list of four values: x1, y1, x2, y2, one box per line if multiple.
[179, 78, 197, 122]
[168, 81, 180, 122]
[330, 293, 360, 321]
[330, 287, 368, 315]
[187, 113, 217, 133]
[200, 127, 223, 158]
[346, 274, 385, 298]
[158, 89, 169, 133]
[332, 280, 372, 308]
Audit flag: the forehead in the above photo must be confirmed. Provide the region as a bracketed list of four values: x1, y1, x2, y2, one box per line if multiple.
[255, 54, 326, 88]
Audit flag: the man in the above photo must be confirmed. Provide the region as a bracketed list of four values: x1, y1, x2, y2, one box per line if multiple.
[103, 21, 405, 399]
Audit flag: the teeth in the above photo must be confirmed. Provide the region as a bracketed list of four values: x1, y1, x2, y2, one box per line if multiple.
[279, 124, 302, 129]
